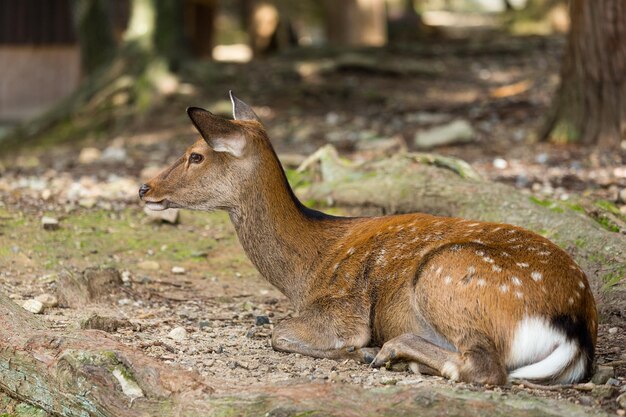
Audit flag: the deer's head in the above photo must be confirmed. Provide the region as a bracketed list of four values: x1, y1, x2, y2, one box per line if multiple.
[139, 92, 270, 212]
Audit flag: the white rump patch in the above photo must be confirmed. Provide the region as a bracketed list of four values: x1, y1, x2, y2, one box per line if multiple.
[507, 316, 584, 383]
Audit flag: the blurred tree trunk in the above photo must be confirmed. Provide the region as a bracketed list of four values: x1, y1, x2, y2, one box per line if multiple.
[323, 0, 387, 46]
[541, 0, 626, 145]
[244, 0, 297, 57]
[188, 0, 218, 58]
[73, 0, 116, 76]
[6, 0, 194, 146]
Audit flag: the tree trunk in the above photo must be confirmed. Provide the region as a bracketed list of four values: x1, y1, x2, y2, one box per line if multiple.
[323, 0, 387, 46]
[73, 0, 117, 76]
[541, 0, 626, 145]
[299, 146, 626, 297]
[0, 293, 609, 416]
[4, 0, 192, 147]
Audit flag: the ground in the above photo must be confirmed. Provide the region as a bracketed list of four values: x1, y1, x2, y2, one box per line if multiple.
[0, 35, 625, 415]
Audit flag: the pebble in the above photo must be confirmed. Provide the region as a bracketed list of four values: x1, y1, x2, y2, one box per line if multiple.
[493, 158, 508, 169]
[78, 147, 102, 164]
[41, 216, 59, 230]
[168, 326, 187, 341]
[137, 260, 160, 271]
[34, 293, 58, 308]
[255, 315, 270, 326]
[198, 320, 210, 329]
[617, 392, 626, 409]
[121, 270, 132, 283]
[619, 188, 626, 203]
[578, 395, 594, 406]
[22, 299, 44, 314]
[607, 378, 621, 386]
[171, 266, 186, 275]
[591, 366, 615, 385]
[608, 327, 619, 334]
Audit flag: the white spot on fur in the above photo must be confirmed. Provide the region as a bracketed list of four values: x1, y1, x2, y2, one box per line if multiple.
[538, 251, 551, 256]
[468, 266, 476, 274]
[575, 291, 581, 298]
[435, 266, 443, 275]
[531, 272, 543, 282]
[347, 247, 355, 255]
[511, 276, 522, 286]
[507, 230, 517, 234]
[444, 276, 452, 285]
[482, 257, 494, 264]
[568, 297, 574, 305]
[492, 265, 502, 272]
[472, 239, 484, 245]
[578, 281, 585, 289]
[477, 278, 486, 287]
[515, 291, 523, 299]
[501, 251, 512, 257]
[508, 316, 583, 383]
[441, 361, 460, 381]
[468, 223, 479, 227]
[475, 250, 485, 256]
[516, 262, 529, 268]
[499, 284, 509, 293]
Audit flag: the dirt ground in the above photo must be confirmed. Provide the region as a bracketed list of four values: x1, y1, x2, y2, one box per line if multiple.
[1, 35, 625, 415]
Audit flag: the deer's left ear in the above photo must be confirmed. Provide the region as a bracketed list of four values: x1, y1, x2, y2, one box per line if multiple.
[187, 107, 247, 157]
[229, 91, 260, 122]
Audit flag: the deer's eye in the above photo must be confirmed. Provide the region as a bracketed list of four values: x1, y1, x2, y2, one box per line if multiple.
[189, 153, 204, 164]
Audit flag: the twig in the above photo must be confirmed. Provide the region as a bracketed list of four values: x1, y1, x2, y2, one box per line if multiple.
[515, 380, 573, 391]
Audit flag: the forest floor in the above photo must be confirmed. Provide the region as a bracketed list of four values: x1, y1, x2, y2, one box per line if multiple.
[1, 35, 625, 415]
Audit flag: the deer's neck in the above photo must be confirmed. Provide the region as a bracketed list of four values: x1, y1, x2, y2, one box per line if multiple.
[229, 162, 340, 308]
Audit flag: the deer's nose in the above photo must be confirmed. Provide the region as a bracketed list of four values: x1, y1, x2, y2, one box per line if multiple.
[138, 183, 151, 199]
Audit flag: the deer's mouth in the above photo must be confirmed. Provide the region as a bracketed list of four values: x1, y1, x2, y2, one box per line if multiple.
[144, 200, 169, 211]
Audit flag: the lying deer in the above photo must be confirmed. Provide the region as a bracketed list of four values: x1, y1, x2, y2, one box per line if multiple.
[139, 92, 597, 385]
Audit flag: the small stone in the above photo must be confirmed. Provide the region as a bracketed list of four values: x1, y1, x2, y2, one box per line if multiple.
[616, 409, 625, 417]
[493, 158, 508, 169]
[112, 368, 144, 399]
[138, 260, 160, 271]
[578, 395, 594, 406]
[22, 299, 44, 314]
[143, 206, 179, 224]
[171, 266, 186, 275]
[198, 320, 210, 329]
[168, 326, 187, 341]
[591, 366, 615, 385]
[121, 270, 132, 283]
[408, 362, 421, 374]
[607, 378, 621, 386]
[592, 384, 616, 399]
[78, 147, 102, 164]
[34, 293, 58, 308]
[618, 392, 626, 409]
[389, 362, 409, 372]
[618, 188, 626, 203]
[414, 119, 475, 149]
[608, 327, 619, 334]
[41, 216, 59, 230]
[255, 315, 270, 326]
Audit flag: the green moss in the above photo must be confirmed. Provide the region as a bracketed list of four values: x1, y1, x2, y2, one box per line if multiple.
[528, 196, 563, 213]
[574, 238, 586, 248]
[14, 403, 46, 417]
[595, 216, 620, 233]
[563, 202, 585, 214]
[595, 200, 620, 215]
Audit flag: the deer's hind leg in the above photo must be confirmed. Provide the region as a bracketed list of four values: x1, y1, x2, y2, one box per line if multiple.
[271, 297, 379, 364]
[370, 333, 508, 385]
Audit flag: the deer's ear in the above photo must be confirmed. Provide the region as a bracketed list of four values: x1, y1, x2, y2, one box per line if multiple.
[186, 107, 246, 157]
[229, 91, 260, 122]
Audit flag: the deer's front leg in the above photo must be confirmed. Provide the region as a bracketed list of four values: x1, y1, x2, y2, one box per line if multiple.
[271, 304, 378, 364]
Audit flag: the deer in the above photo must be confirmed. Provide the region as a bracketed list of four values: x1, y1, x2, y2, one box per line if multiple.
[139, 92, 597, 385]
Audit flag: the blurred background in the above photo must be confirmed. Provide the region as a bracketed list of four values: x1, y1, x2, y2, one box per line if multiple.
[1, 0, 625, 229]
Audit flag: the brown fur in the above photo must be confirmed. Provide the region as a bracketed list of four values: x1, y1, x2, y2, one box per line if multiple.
[140, 101, 597, 385]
